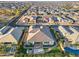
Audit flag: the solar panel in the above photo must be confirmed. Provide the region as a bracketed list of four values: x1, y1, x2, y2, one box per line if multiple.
[1, 26, 11, 34]
[73, 26, 79, 32]
[52, 16, 58, 21]
[63, 26, 74, 34]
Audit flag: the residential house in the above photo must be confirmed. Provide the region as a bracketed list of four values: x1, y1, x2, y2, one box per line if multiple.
[0, 26, 24, 54]
[24, 25, 54, 46]
[58, 26, 79, 44]
[24, 25, 55, 54]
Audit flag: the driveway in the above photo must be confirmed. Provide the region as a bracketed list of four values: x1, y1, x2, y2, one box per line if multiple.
[33, 48, 44, 54]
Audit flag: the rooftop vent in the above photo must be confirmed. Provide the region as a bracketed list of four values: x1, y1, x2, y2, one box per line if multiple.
[40, 26, 43, 29]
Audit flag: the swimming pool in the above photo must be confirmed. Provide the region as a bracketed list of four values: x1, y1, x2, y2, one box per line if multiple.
[64, 47, 79, 55]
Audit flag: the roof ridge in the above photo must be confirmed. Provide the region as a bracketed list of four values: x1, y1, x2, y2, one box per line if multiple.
[27, 29, 40, 41]
[28, 29, 53, 42]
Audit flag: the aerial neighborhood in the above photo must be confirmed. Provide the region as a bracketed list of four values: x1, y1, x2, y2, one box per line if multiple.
[0, 1, 79, 57]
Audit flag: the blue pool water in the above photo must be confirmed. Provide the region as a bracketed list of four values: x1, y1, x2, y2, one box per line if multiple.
[64, 47, 79, 55]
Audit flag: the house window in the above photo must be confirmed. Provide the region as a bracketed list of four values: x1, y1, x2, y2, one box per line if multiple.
[35, 42, 41, 44]
[26, 42, 33, 45]
[44, 42, 49, 45]
[4, 42, 11, 44]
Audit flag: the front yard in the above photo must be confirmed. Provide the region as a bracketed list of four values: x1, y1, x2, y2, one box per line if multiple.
[0, 44, 16, 56]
